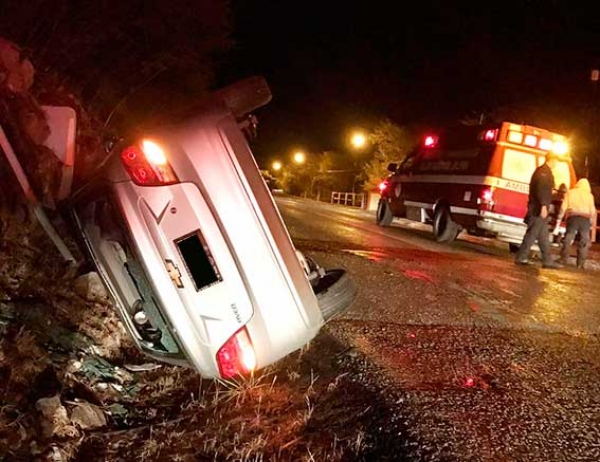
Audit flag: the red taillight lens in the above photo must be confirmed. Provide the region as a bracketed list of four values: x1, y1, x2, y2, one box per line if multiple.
[482, 188, 494, 202]
[478, 188, 494, 207]
[483, 129, 497, 142]
[378, 181, 388, 192]
[424, 135, 438, 148]
[120, 139, 178, 186]
[216, 327, 257, 379]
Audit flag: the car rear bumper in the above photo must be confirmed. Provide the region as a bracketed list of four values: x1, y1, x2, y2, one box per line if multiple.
[109, 176, 324, 377]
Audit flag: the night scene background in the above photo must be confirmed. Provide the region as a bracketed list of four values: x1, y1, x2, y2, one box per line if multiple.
[222, 0, 600, 179]
[2, 0, 600, 181]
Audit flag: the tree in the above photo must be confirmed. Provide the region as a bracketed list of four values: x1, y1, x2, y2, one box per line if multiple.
[308, 151, 334, 201]
[0, 0, 233, 134]
[277, 151, 336, 199]
[362, 119, 416, 191]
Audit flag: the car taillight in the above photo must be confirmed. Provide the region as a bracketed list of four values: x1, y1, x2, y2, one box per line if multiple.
[216, 327, 257, 379]
[378, 181, 388, 192]
[121, 139, 178, 186]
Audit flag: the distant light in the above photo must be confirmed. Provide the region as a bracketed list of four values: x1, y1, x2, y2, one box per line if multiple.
[293, 151, 306, 164]
[465, 377, 475, 387]
[424, 135, 438, 148]
[272, 161, 282, 171]
[350, 132, 367, 149]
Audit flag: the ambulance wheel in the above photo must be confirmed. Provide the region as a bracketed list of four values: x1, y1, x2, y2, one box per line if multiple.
[509, 243, 520, 253]
[433, 206, 460, 243]
[376, 199, 393, 227]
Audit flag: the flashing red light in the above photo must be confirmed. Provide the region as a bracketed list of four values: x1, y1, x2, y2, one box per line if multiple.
[121, 141, 178, 186]
[482, 188, 494, 202]
[484, 129, 497, 141]
[465, 377, 475, 387]
[424, 135, 438, 148]
[216, 327, 257, 379]
[378, 181, 388, 192]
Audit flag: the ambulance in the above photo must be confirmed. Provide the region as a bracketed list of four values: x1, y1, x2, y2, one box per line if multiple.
[376, 121, 576, 251]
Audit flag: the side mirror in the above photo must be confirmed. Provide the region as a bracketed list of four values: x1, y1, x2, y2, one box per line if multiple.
[387, 162, 398, 173]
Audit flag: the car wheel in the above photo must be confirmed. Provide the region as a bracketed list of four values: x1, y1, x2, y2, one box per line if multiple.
[376, 199, 393, 227]
[433, 206, 460, 243]
[313, 269, 358, 322]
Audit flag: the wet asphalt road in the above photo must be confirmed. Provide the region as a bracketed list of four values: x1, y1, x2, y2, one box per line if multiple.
[276, 196, 600, 462]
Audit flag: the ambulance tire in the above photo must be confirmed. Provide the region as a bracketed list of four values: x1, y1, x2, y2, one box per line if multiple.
[433, 206, 460, 243]
[376, 199, 393, 227]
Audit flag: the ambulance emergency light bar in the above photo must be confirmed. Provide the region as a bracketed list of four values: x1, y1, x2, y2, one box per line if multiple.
[420, 124, 569, 156]
[505, 126, 569, 156]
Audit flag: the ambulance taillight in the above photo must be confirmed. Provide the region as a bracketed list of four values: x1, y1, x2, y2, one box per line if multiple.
[477, 187, 495, 210]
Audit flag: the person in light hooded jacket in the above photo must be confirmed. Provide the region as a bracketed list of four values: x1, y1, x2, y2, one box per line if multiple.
[553, 178, 597, 268]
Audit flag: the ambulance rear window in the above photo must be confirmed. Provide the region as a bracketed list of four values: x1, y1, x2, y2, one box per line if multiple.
[502, 149, 537, 184]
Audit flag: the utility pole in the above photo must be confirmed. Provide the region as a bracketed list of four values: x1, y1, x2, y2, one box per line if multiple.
[590, 68, 599, 180]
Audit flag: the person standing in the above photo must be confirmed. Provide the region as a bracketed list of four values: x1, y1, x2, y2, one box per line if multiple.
[553, 178, 597, 269]
[515, 152, 563, 268]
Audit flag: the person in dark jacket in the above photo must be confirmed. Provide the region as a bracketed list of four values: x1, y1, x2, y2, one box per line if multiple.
[515, 152, 563, 268]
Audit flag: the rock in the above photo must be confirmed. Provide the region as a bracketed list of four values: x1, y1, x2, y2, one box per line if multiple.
[74, 272, 108, 302]
[35, 395, 79, 439]
[70, 402, 106, 430]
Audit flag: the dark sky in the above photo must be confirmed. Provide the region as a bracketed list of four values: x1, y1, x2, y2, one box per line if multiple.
[219, 1, 600, 166]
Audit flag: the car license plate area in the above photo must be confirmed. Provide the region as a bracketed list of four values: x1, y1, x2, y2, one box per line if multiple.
[176, 231, 222, 291]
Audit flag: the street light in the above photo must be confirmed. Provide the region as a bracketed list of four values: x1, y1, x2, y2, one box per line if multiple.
[293, 151, 306, 164]
[350, 131, 367, 150]
[271, 161, 282, 171]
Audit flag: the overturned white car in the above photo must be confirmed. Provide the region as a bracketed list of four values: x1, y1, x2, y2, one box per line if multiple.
[65, 77, 356, 379]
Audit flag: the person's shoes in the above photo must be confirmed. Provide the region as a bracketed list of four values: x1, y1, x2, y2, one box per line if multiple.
[542, 261, 563, 269]
[515, 259, 532, 266]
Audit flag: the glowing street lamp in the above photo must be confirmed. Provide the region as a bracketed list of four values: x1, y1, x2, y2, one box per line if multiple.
[350, 131, 367, 150]
[293, 151, 306, 164]
[271, 161, 282, 171]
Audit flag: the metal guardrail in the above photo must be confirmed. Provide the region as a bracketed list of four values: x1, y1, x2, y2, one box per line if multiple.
[330, 191, 365, 208]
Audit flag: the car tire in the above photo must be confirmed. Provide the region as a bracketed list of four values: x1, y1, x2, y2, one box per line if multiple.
[314, 269, 358, 322]
[433, 206, 460, 243]
[376, 199, 393, 227]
